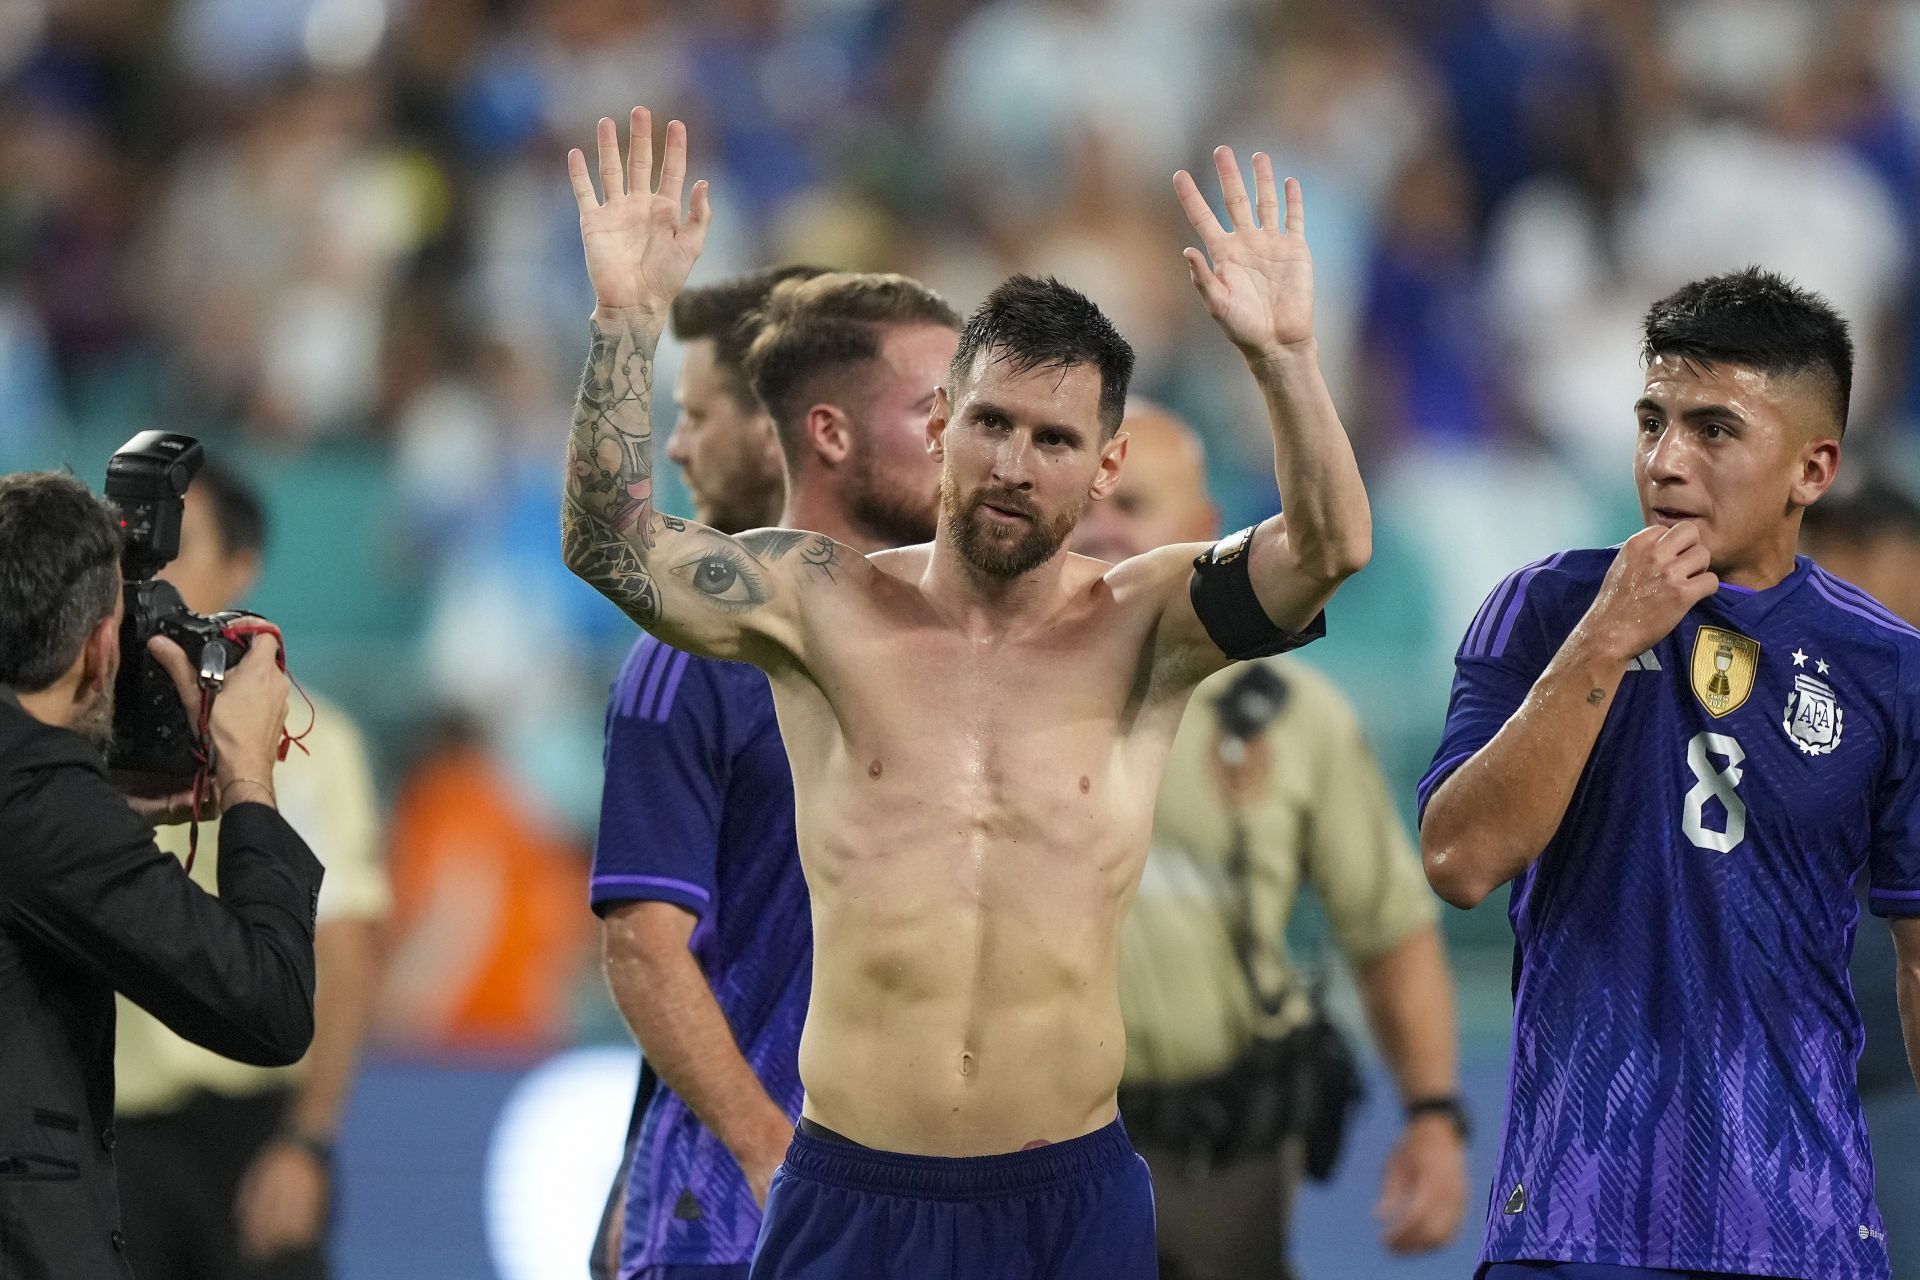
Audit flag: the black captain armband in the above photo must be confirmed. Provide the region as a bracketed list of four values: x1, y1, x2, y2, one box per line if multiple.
[1189, 526, 1327, 660]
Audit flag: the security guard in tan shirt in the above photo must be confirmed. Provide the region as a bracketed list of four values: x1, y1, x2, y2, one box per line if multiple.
[1074, 403, 1467, 1280]
[112, 463, 389, 1280]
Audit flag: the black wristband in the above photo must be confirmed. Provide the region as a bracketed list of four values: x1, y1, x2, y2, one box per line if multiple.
[1405, 1095, 1471, 1141]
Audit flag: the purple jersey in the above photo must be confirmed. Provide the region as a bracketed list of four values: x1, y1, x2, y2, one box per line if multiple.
[590, 634, 810, 1275]
[1421, 551, 1920, 1280]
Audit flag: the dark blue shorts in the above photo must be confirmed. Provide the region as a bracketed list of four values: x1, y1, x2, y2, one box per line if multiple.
[747, 1118, 1157, 1279]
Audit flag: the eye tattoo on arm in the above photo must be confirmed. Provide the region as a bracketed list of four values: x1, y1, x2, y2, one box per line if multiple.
[669, 546, 770, 612]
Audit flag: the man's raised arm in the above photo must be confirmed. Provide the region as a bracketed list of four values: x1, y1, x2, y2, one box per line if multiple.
[560, 108, 840, 665]
[1146, 149, 1370, 669]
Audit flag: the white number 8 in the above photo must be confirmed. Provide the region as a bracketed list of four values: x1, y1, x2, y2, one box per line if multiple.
[1683, 731, 1747, 852]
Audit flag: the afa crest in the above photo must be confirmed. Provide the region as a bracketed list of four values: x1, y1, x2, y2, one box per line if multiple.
[1690, 626, 1760, 717]
[1206, 526, 1253, 566]
[1783, 673, 1844, 756]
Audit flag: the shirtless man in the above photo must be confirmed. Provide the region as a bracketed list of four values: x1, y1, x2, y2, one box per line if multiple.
[561, 108, 1370, 1278]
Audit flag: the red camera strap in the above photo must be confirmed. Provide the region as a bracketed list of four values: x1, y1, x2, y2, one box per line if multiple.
[182, 621, 311, 874]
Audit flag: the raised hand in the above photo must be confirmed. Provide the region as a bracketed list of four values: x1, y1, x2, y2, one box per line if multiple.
[1579, 522, 1719, 663]
[1174, 148, 1313, 358]
[567, 107, 712, 325]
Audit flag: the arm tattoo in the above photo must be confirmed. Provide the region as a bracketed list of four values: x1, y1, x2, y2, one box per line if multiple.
[798, 535, 840, 584]
[737, 529, 842, 585]
[669, 537, 770, 613]
[563, 317, 662, 611]
[562, 498, 662, 626]
[1587, 688, 1606, 706]
[737, 529, 809, 560]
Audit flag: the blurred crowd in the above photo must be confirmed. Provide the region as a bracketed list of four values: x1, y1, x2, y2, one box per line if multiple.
[13, 0, 1920, 1017]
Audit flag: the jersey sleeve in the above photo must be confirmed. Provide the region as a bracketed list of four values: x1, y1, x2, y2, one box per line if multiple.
[1416, 553, 1574, 824]
[590, 637, 726, 919]
[1869, 649, 1920, 918]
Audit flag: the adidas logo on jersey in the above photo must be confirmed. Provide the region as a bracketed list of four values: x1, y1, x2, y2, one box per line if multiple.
[1627, 650, 1662, 671]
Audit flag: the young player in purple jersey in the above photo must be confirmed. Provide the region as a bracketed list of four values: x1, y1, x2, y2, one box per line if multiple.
[1420, 269, 1920, 1280]
[589, 269, 960, 1280]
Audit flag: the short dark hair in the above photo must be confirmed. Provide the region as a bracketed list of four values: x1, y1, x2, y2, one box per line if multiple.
[745, 272, 962, 463]
[191, 459, 269, 559]
[1801, 476, 1920, 545]
[1641, 266, 1854, 433]
[949, 275, 1134, 436]
[0, 472, 122, 693]
[671, 264, 831, 409]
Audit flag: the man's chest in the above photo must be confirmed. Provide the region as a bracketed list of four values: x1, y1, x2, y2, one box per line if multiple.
[792, 605, 1169, 764]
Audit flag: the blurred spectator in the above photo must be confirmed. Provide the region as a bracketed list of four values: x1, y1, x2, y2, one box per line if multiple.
[144, 72, 440, 441]
[115, 461, 390, 1280]
[1799, 474, 1920, 1280]
[1358, 139, 1503, 456]
[378, 713, 590, 1058]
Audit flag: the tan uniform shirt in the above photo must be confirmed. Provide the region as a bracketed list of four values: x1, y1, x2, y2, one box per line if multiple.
[1118, 657, 1436, 1085]
[115, 694, 390, 1115]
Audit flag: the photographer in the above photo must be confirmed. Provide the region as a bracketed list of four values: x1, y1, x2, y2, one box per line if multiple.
[0, 471, 322, 1279]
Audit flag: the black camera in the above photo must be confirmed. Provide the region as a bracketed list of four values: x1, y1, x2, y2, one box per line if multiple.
[105, 432, 259, 791]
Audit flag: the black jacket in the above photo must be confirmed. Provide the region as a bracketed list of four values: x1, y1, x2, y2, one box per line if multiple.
[0, 687, 323, 1278]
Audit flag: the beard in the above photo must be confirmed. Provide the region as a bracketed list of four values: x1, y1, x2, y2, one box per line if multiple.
[941, 470, 1085, 579]
[843, 436, 939, 547]
[696, 457, 786, 536]
[73, 681, 115, 755]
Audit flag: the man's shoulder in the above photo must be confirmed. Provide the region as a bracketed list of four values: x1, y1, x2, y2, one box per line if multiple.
[1801, 563, 1920, 661]
[609, 633, 771, 726]
[1460, 546, 1614, 658]
[1493, 546, 1615, 598]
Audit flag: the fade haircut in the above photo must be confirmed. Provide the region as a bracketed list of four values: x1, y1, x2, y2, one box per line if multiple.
[670, 264, 831, 409]
[192, 459, 269, 559]
[949, 275, 1134, 437]
[745, 272, 962, 464]
[0, 472, 122, 693]
[1641, 266, 1854, 435]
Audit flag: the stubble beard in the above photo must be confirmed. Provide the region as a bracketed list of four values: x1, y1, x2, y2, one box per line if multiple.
[74, 682, 115, 755]
[940, 469, 1085, 579]
[697, 456, 787, 536]
[844, 434, 939, 548]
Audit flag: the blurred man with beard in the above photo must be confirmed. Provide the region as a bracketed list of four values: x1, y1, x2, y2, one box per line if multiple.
[1076, 402, 1465, 1280]
[665, 265, 827, 533]
[590, 269, 959, 1280]
[0, 470, 320, 1279]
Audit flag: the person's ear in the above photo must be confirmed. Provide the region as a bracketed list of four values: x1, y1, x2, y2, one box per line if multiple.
[927, 387, 952, 461]
[77, 611, 120, 702]
[1792, 437, 1842, 510]
[1090, 430, 1129, 501]
[805, 404, 853, 467]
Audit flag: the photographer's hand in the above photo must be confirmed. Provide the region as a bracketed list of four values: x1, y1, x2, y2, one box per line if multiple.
[148, 633, 290, 811]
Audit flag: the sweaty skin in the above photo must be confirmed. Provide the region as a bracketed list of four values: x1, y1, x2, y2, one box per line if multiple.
[776, 541, 1193, 1153]
[560, 110, 1368, 1156]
